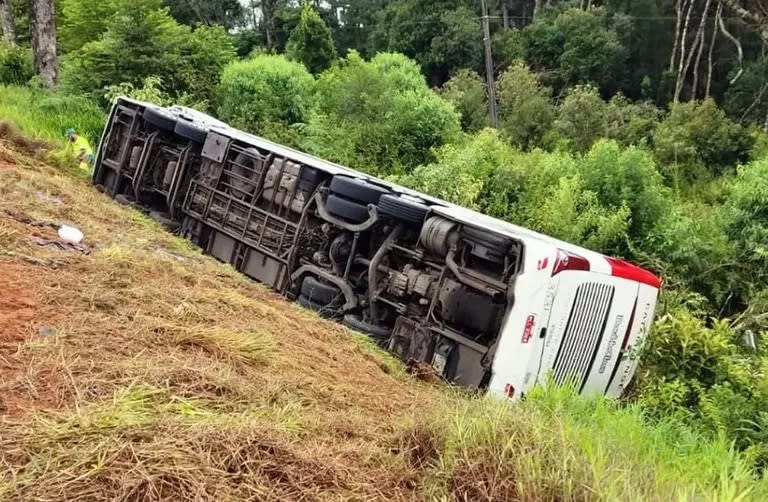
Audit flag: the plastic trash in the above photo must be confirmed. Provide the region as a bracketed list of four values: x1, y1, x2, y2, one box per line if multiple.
[58, 225, 84, 244]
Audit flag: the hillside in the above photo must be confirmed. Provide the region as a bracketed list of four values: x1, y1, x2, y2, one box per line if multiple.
[0, 129, 766, 500]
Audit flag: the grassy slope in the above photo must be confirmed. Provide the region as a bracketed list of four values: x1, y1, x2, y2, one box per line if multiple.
[0, 90, 765, 500]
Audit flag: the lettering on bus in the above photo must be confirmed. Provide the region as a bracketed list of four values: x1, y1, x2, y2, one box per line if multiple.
[598, 315, 625, 374]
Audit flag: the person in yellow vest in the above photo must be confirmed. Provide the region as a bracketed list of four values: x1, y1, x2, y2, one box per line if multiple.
[65, 128, 94, 171]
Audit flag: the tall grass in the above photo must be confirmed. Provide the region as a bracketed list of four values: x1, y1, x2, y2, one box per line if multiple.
[405, 382, 768, 500]
[0, 84, 105, 147]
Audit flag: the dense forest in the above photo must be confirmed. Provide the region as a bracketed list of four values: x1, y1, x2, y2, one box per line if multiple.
[5, 0, 768, 474]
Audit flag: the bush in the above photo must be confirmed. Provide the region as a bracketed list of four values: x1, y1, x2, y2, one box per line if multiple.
[59, 0, 119, 53]
[496, 62, 554, 150]
[286, 4, 337, 74]
[218, 55, 316, 144]
[522, 7, 627, 93]
[395, 129, 512, 209]
[0, 85, 105, 148]
[604, 94, 662, 148]
[554, 85, 607, 153]
[61, 0, 236, 109]
[0, 41, 33, 85]
[654, 99, 754, 180]
[301, 51, 460, 176]
[578, 140, 670, 248]
[724, 158, 768, 291]
[439, 69, 487, 132]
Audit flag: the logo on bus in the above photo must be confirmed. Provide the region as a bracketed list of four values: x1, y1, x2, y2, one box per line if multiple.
[522, 314, 536, 343]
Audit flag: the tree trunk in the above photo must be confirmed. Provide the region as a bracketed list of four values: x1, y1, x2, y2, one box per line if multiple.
[706, 3, 721, 97]
[720, 0, 768, 45]
[670, 0, 686, 73]
[28, 0, 58, 88]
[691, 0, 713, 100]
[261, 0, 275, 50]
[0, 0, 15, 44]
[718, 11, 744, 84]
[501, 0, 510, 29]
[534, 0, 544, 20]
[674, 0, 696, 102]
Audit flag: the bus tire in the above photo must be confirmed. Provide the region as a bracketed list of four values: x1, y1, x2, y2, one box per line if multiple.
[330, 176, 389, 204]
[142, 107, 177, 132]
[377, 194, 429, 224]
[174, 119, 208, 144]
[298, 294, 341, 318]
[301, 275, 342, 305]
[343, 314, 391, 340]
[326, 194, 369, 223]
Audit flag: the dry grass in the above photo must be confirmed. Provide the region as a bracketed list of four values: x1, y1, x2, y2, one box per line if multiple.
[0, 132, 435, 501]
[1, 126, 766, 501]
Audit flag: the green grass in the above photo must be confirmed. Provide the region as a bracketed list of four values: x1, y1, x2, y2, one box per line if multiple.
[0, 84, 105, 148]
[407, 382, 768, 500]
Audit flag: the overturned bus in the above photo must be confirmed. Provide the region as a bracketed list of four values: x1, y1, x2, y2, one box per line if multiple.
[91, 97, 661, 400]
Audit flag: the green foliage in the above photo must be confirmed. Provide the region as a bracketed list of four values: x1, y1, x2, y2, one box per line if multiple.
[61, 0, 236, 110]
[725, 158, 768, 289]
[654, 99, 754, 180]
[553, 85, 607, 153]
[496, 62, 554, 150]
[0, 41, 33, 85]
[638, 304, 768, 466]
[724, 57, 768, 126]
[492, 28, 523, 71]
[286, 5, 337, 74]
[579, 140, 670, 245]
[522, 175, 631, 252]
[523, 7, 626, 93]
[104, 76, 174, 107]
[412, 385, 765, 500]
[301, 51, 460, 175]
[604, 94, 661, 148]
[59, 0, 118, 53]
[0, 85, 105, 149]
[395, 129, 512, 209]
[438, 69, 487, 132]
[217, 55, 316, 144]
[163, 0, 245, 30]
[368, 0, 478, 84]
[427, 7, 482, 82]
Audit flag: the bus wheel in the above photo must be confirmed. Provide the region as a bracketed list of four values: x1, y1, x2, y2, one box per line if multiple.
[325, 194, 369, 223]
[330, 175, 389, 204]
[377, 194, 429, 224]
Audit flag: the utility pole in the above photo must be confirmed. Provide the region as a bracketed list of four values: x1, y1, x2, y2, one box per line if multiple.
[480, 0, 499, 128]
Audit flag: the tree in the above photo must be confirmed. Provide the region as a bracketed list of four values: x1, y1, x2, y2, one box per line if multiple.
[61, 0, 235, 108]
[59, 0, 117, 53]
[554, 85, 608, 153]
[439, 69, 488, 132]
[492, 28, 523, 71]
[28, 0, 57, 88]
[218, 54, 315, 143]
[286, 4, 336, 74]
[302, 51, 460, 175]
[654, 98, 754, 179]
[522, 7, 627, 93]
[368, 0, 478, 85]
[164, 0, 244, 30]
[496, 62, 555, 150]
[0, 0, 16, 43]
[427, 6, 482, 83]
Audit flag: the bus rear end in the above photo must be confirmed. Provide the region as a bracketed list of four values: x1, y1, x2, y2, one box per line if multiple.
[489, 244, 660, 399]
